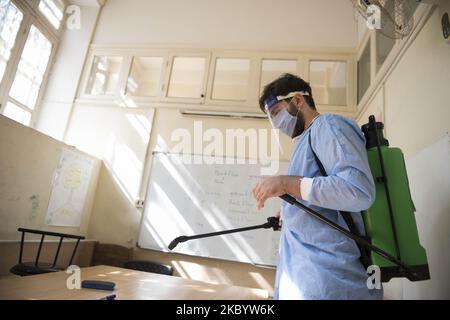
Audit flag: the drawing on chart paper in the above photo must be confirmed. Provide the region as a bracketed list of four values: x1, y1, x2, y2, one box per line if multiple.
[45, 148, 94, 227]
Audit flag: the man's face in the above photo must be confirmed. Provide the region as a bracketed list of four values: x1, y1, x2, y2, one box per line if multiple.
[267, 99, 289, 119]
[268, 98, 305, 138]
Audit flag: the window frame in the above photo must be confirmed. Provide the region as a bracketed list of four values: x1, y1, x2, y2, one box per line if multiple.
[78, 48, 175, 107]
[76, 46, 358, 114]
[161, 51, 211, 104]
[37, 0, 66, 32]
[204, 51, 259, 107]
[78, 49, 129, 102]
[125, 53, 168, 102]
[304, 53, 356, 114]
[258, 54, 304, 97]
[355, 2, 427, 113]
[375, 30, 397, 74]
[0, 0, 62, 127]
[23, 0, 68, 35]
[356, 32, 372, 106]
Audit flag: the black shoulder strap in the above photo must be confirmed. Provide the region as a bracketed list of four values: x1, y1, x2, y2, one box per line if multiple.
[308, 132, 371, 267]
[308, 133, 327, 177]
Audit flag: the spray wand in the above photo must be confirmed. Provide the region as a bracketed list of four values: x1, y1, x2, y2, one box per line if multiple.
[168, 195, 417, 279]
[168, 216, 280, 250]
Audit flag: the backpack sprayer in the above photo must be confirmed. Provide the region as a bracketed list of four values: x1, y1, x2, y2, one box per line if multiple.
[168, 116, 430, 282]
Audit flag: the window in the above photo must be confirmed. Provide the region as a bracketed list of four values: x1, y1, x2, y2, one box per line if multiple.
[3, 100, 31, 125]
[375, 0, 395, 72]
[86, 56, 123, 95]
[0, 0, 60, 127]
[375, 0, 419, 73]
[376, 31, 396, 72]
[309, 60, 347, 106]
[358, 41, 371, 104]
[0, 0, 23, 82]
[260, 59, 297, 95]
[38, 0, 64, 30]
[211, 58, 250, 101]
[408, 1, 420, 19]
[167, 57, 206, 99]
[126, 56, 163, 97]
[77, 49, 356, 113]
[9, 25, 52, 110]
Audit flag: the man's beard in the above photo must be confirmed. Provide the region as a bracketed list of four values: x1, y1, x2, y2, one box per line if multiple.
[292, 112, 305, 138]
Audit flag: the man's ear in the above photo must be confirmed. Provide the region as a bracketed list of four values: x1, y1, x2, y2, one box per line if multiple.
[294, 93, 307, 110]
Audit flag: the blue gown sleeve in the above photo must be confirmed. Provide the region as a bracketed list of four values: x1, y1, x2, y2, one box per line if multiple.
[307, 116, 376, 212]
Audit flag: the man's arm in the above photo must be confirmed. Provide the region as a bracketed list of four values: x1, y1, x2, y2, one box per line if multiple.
[307, 116, 375, 212]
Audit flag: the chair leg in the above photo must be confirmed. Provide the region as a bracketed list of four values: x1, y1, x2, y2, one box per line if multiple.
[35, 234, 45, 267]
[18, 231, 25, 264]
[52, 237, 64, 268]
[69, 239, 81, 266]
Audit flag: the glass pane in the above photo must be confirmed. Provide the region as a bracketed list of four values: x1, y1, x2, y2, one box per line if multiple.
[358, 41, 371, 103]
[167, 57, 205, 98]
[126, 56, 163, 97]
[39, 0, 64, 29]
[212, 58, 250, 101]
[309, 60, 347, 106]
[409, 0, 419, 15]
[376, 0, 396, 72]
[86, 56, 123, 95]
[376, 31, 395, 72]
[3, 101, 31, 126]
[260, 59, 297, 95]
[0, 0, 23, 82]
[9, 25, 52, 110]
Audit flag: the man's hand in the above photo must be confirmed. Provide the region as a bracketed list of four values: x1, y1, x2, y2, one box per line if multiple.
[252, 175, 303, 210]
[252, 176, 287, 210]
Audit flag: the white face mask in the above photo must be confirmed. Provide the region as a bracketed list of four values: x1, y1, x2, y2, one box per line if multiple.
[264, 91, 309, 138]
[271, 108, 298, 137]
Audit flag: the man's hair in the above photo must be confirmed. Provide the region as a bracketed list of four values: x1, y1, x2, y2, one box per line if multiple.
[259, 73, 316, 113]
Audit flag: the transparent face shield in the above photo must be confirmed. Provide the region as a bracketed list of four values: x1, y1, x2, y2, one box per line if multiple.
[263, 97, 282, 154]
[264, 91, 310, 139]
[263, 91, 309, 156]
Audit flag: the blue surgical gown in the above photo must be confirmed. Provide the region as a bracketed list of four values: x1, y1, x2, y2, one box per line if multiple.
[274, 114, 383, 300]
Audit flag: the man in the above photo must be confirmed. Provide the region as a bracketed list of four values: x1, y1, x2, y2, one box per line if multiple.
[252, 73, 383, 300]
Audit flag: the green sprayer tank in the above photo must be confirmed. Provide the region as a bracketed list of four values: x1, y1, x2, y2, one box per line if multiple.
[361, 116, 430, 282]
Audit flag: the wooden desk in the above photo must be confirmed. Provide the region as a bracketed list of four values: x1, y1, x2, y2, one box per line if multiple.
[0, 265, 269, 300]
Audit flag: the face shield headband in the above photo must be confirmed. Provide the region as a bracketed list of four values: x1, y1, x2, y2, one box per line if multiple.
[264, 91, 310, 115]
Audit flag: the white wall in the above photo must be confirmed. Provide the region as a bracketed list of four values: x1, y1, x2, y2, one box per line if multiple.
[403, 134, 449, 299]
[65, 106, 155, 202]
[384, 11, 450, 158]
[92, 0, 358, 50]
[357, 8, 450, 299]
[357, 12, 368, 45]
[0, 115, 100, 240]
[36, 4, 102, 140]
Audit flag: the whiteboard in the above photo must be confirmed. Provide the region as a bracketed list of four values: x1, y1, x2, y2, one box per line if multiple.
[137, 152, 289, 266]
[400, 133, 450, 299]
